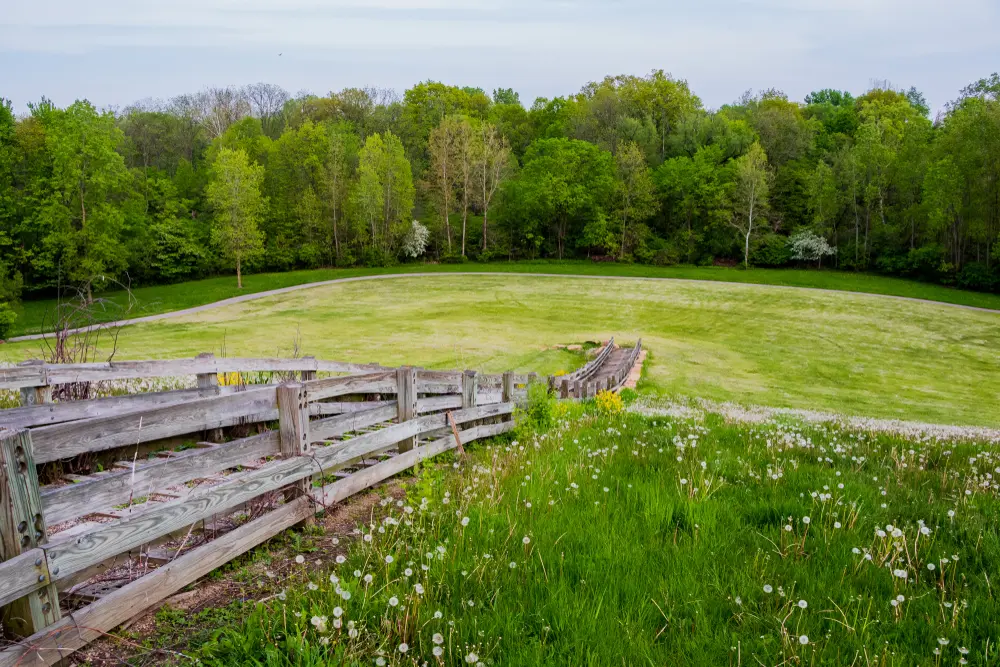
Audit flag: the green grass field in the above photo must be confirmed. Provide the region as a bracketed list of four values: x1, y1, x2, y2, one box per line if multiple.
[5, 274, 997, 427]
[184, 398, 1000, 666]
[10, 261, 1000, 337]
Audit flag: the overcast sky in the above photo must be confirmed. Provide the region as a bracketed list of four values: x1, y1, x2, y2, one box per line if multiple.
[2, 0, 997, 114]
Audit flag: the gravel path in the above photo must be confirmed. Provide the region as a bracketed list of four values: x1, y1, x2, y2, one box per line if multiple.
[9, 271, 998, 342]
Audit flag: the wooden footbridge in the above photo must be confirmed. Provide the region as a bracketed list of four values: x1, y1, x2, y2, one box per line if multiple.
[0, 338, 641, 665]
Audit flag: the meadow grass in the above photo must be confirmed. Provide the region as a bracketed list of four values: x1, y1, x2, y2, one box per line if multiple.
[6, 275, 997, 427]
[189, 392, 1000, 666]
[11, 261, 1000, 337]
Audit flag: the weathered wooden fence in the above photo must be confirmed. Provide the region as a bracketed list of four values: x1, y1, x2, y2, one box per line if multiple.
[0, 356, 536, 665]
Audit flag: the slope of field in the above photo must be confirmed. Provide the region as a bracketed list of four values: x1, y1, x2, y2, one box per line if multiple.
[10, 262, 1000, 337]
[183, 403, 1000, 666]
[5, 274, 996, 426]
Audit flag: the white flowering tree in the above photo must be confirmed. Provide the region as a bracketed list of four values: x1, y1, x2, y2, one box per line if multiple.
[789, 229, 836, 268]
[401, 220, 430, 259]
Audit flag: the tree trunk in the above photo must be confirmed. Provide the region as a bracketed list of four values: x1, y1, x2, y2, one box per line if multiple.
[236, 254, 243, 289]
[482, 208, 488, 252]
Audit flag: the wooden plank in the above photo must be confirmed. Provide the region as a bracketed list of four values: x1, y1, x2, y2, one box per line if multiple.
[0, 365, 48, 391]
[17, 361, 50, 408]
[0, 431, 60, 635]
[310, 400, 395, 417]
[416, 380, 462, 394]
[313, 421, 513, 507]
[395, 367, 417, 454]
[39, 403, 513, 583]
[416, 395, 462, 414]
[415, 370, 462, 383]
[476, 390, 502, 405]
[0, 497, 314, 667]
[29, 387, 278, 464]
[0, 549, 50, 608]
[39, 431, 280, 526]
[305, 372, 397, 402]
[0, 386, 230, 430]
[310, 405, 398, 442]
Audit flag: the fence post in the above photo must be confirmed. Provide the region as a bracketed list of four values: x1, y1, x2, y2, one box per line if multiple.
[0, 430, 61, 636]
[462, 370, 478, 409]
[502, 371, 515, 404]
[560, 378, 570, 400]
[396, 367, 417, 454]
[277, 382, 313, 527]
[196, 353, 224, 442]
[300, 355, 317, 382]
[16, 360, 50, 407]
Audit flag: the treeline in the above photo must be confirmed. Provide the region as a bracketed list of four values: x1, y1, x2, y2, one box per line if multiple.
[1, 72, 1000, 326]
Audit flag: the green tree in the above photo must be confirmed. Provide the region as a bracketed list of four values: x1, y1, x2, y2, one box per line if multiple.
[206, 148, 266, 287]
[729, 142, 772, 267]
[33, 100, 130, 300]
[614, 140, 658, 257]
[353, 132, 415, 255]
[501, 138, 615, 258]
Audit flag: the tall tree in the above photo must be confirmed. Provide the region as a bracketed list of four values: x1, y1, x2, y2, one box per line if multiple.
[324, 123, 358, 265]
[729, 142, 772, 267]
[206, 147, 266, 287]
[476, 123, 512, 252]
[353, 132, 415, 254]
[33, 100, 130, 299]
[427, 117, 460, 252]
[614, 140, 658, 257]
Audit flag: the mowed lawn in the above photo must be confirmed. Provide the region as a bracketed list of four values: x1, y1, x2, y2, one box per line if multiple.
[4, 275, 998, 426]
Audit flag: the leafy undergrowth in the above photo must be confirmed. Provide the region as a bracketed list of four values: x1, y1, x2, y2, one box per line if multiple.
[188, 398, 999, 666]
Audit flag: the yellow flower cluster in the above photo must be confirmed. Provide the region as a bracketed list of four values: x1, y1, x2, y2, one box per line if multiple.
[219, 372, 243, 387]
[594, 389, 623, 415]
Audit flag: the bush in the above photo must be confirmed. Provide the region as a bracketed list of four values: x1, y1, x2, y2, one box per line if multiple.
[439, 254, 469, 264]
[0, 303, 17, 340]
[956, 263, 998, 292]
[360, 248, 396, 268]
[619, 388, 639, 405]
[751, 234, 792, 267]
[518, 382, 556, 432]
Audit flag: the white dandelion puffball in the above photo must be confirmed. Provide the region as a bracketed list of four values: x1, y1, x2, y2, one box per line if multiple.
[433, 633, 444, 645]
[798, 600, 808, 609]
[466, 653, 479, 664]
[802, 516, 811, 525]
[523, 536, 531, 545]
[799, 635, 809, 645]
[385, 555, 394, 564]
[294, 555, 305, 564]
[388, 596, 399, 607]
[398, 643, 409, 653]
[763, 584, 773, 594]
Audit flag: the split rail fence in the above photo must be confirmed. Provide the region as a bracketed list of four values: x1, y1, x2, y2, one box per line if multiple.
[0, 354, 537, 666]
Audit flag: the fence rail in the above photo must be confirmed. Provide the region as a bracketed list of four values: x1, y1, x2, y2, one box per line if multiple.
[0, 354, 540, 666]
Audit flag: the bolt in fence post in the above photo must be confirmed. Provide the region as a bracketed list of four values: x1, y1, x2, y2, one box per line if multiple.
[300, 355, 317, 382]
[16, 360, 50, 408]
[502, 371, 515, 404]
[196, 353, 224, 442]
[277, 382, 314, 528]
[396, 367, 417, 454]
[0, 429, 61, 636]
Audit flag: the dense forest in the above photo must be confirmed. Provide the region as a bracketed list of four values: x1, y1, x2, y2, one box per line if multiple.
[1, 70, 999, 332]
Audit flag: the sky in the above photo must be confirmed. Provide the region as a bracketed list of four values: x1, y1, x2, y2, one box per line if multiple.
[2, 0, 998, 114]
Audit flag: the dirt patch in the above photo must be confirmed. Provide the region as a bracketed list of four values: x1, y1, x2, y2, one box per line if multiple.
[69, 482, 407, 666]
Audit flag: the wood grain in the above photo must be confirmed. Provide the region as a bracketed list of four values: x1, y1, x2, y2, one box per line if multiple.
[39, 431, 280, 526]
[0, 497, 314, 667]
[29, 387, 278, 464]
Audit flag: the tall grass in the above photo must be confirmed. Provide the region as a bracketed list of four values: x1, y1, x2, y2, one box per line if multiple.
[194, 397, 999, 666]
